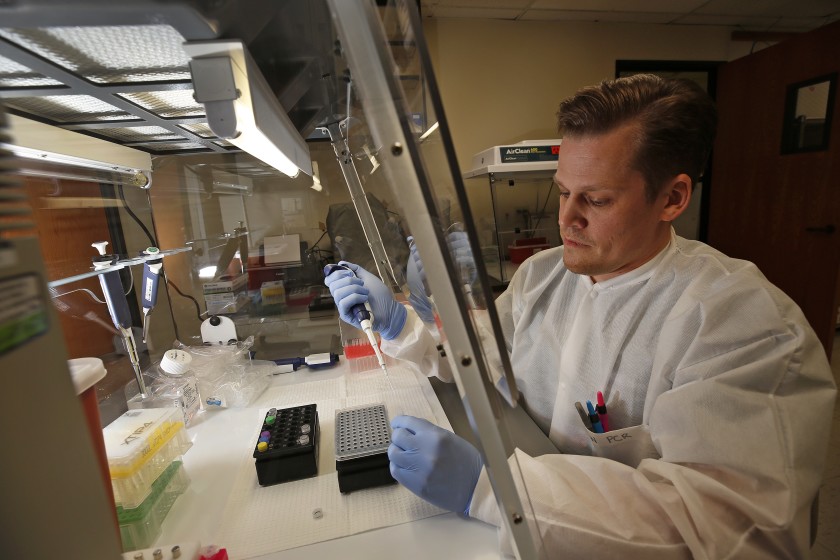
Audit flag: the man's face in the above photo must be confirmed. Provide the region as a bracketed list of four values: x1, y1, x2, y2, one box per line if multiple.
[555, 123, 674, 283]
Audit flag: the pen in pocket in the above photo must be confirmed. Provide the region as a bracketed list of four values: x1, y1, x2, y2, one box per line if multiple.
[596, 390, 610, 432]
[575, 401, 592, 430]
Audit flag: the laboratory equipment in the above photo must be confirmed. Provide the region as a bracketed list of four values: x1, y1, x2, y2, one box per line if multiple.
[335, 404, 395, 493]
[120, 542, 201, 560]
[103, 407, 192, 510]
[126, 349, 201, 427]
[271, 352, 340, 371]
[200, 315, 239, 346]
[252, 404, 319, 486]
[118, 460, 190, 551]
[68, 356, 119, 533]
[324, 263, 390, 380]
[339, 321, 395, 374]
[175, 338, 271, 409]
[463, 140, 562, 286]
[140, 247, 163, 343]
[92, 240, 146, 396]
[105, 407, 192, 551]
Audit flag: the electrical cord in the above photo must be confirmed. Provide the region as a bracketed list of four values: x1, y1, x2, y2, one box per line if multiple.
[117, 185, 158, 249]
[51, 287, 106, 304]
[309, 229, 329, 251]
[167, 278, 206, 322]
[117, 183, 205, 323]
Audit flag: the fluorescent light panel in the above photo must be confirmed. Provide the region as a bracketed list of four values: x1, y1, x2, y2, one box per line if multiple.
[5, 114, 152, 175]
[184, 40, 312, 179]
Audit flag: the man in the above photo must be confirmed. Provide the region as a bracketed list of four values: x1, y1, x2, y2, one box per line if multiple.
[325, 74, 836, 557]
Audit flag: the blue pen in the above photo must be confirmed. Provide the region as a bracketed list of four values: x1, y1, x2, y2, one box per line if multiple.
[586, 400, 604, 433]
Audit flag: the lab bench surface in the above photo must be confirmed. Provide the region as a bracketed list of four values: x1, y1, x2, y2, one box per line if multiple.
[153, 359, 502, 559]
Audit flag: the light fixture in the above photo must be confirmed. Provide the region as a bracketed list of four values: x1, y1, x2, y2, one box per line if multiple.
[419, 121, 439, 143]
[198, 265, 217, 279]
[184, 40, 313, 179]
[310, 161, 322, 192]
[3, 115, 152, 187]
[362, 144, 380, 174]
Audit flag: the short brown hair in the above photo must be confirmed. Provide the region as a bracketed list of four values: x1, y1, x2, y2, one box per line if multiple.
[556, 74, 717, 201]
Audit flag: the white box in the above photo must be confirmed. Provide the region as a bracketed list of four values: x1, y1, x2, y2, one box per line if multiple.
[263, 234, 301, 265]
[205, 291, 249, 315]
[202, 274, 247, 294]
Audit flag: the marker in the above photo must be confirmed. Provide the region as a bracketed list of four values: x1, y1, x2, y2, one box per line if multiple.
[575, 401, 592, 430]
[586, 400, 604, 433]
[596, 391, 610, 432]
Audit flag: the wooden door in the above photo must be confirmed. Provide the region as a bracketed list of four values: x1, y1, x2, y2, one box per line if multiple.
[709, 21, 840, 358]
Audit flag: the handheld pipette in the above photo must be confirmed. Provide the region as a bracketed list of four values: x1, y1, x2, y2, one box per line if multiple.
[325, 264, 392, 387]
[92, 241, 146, 396]
[445, 224, 477, 310]
[140, 246, 163, 343]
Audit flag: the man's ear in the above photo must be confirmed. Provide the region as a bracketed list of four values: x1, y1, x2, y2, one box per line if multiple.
[660, 173, 692, 222]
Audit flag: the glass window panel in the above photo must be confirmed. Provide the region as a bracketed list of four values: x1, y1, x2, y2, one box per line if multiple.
[781, 73, 836, 153]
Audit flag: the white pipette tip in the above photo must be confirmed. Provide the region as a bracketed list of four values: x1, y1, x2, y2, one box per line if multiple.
[359, 319, 394, 390]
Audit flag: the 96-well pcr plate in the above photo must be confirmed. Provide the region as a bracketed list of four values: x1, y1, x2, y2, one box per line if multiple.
[335, 403, 395, 493]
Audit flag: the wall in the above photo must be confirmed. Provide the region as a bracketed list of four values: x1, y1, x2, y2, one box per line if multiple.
[422, 18, 755, 227]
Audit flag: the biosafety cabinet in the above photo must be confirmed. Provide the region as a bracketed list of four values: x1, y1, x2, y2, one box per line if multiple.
[0, 2, 548, 558]
[464, 140, 562, 286]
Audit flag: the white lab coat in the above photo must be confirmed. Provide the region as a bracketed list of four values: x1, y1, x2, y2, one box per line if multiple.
[383, 231, 836, 559]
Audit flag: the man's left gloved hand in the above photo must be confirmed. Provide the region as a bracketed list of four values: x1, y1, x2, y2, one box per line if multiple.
[388, 415, 483, 515]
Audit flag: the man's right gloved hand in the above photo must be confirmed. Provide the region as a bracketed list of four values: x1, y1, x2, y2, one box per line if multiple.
[446, 230, 477, 286]
[323, 261, 407, 340]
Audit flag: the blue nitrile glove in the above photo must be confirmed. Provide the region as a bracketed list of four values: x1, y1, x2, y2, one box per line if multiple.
[406, 237, 435, 323]
[388, 415, 483, 515]
[446, 230, 477, 285]
[323, 261, 407, 340]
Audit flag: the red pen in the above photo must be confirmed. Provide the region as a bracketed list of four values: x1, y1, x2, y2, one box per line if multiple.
[596, 391, 610, 432]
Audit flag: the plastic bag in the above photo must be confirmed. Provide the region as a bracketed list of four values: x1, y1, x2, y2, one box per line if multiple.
[174, 337, 273, 408]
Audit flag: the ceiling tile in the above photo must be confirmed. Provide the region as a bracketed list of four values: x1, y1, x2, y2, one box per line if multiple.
[693, 0, 840, 18]
[521, 9, 680, 23]
[528, 0, 707, 13]
[763, 16, 839, 30]
[424, 0, 532, 7]
[425, 6, 524, 18]
[693, 0, 789, 16]
[675, 13, 794, 28]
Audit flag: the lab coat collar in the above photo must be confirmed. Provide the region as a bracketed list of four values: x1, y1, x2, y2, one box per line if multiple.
[582, 228, 676, 292]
